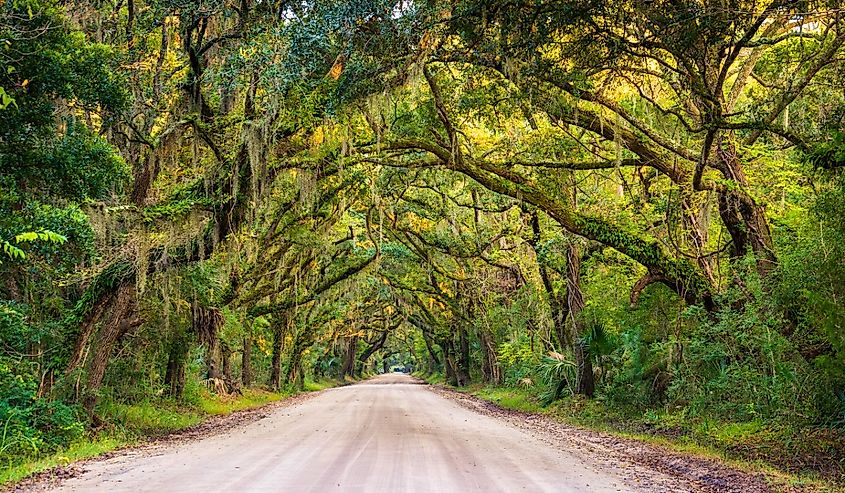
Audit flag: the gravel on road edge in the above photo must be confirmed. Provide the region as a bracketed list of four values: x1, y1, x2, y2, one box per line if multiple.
[428, 384, 775, 493]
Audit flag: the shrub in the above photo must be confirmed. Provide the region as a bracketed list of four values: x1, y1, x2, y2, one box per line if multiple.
[497, 336, 537, 386]
[0, 360, 83, 459]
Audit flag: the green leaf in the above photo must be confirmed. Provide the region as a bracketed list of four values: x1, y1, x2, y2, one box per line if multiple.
[0, 87, 16, 110]
[15, 230, 67, 244]
[2, 240, 26, 261]
[14, 232, 38, 242]
[41, 230, 68, 244]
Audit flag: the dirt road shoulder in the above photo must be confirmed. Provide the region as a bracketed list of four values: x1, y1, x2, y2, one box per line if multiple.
[428, 384, 777, 493]
[4, 390, 327, 493]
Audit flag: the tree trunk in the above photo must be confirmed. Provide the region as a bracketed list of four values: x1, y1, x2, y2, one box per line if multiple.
[163, 350, 187, 399]
[66, 293, 113, 378]
[270, 321, 286, 389]
[164, 330, 189, 399]
[528, 209, 570, 351]
[284, 350, 305, 390]
[527, 200, 594, 396]
[456, 325, 471, 386]
[565, 243, 595, 397]
[193, 303, 224, 383]
[206, 336, 221, 380]
[442, 341, 458, 386]
[716, 138, 776, 277]
[422, 332, 440, 374]
[222, 344, 233, 382]
[82, 283, 140, 415]
[680, 191, 716, 286]
[241, 335, 253, 387]
[283, 323, 315, 390]
[479, 326, 501, 384]
[480, 334, 492, 382]
[357, 331, 388, 377]
[340, 335, 357, 378]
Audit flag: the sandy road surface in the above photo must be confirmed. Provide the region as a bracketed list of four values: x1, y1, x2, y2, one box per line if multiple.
[46, 374, 693, 492]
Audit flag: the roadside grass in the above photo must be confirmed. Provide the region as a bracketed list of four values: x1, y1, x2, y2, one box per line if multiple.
[0, 379, 340, 489]
[304, 379, 340, 391]
[421, 376, 843, 492]
[98, 399, 204, 435]
[471, 386, 544, 413]
[0, 436, 124, 486]
[196, 388, 292, 416]
[415, 372, 445, 385]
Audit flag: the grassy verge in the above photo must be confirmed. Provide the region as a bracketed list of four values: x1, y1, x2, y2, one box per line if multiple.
[0, 380, 339, 488]
[0, 436, 124, 487]
[421, 376, 843, 492]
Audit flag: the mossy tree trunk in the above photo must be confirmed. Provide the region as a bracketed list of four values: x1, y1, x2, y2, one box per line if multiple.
[565, 242, 594, 397]
[241, 335, 253, 387]
[82, 283, 141, 415]
[269, 317, 287, 389]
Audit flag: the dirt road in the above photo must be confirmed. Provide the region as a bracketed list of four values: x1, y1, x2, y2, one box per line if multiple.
[44, 374, 711, 492]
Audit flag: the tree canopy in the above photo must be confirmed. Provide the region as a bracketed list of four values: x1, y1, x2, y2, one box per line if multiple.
[2, 0, 845, 480]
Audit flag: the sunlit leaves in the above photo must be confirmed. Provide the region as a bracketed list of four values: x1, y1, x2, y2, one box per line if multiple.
[0, 229, 67, 264]
[0, 86, 15, 109]
[14, 230, 67, 244]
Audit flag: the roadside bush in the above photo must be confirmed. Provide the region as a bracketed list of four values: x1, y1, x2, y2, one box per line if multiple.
[497, 337, 536, 387]
[772, 175, 845, 424]
[0, 302, 84, 460]
[669, 262, 824, 424]
[536, 354, 576, 405]
[0, 360, 83, 459]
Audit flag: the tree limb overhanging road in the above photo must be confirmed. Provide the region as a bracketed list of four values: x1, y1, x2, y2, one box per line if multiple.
[23, 375, 768, 493]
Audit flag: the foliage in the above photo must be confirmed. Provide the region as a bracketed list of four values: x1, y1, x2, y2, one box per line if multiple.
[0, 230, 67, 264]
[670, 290, 817, 423]
[0, 360, 83, 458]
[3, 0, 845, 484]
[497, 337, 536, 386]
[537, 355, 576, 405]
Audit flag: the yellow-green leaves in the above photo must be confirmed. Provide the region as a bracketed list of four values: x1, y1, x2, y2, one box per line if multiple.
[0, 86, 16, 110]
[2, 241, 25, 261]
[14, 230, 67, 245]
[0, 230, 67, 264]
